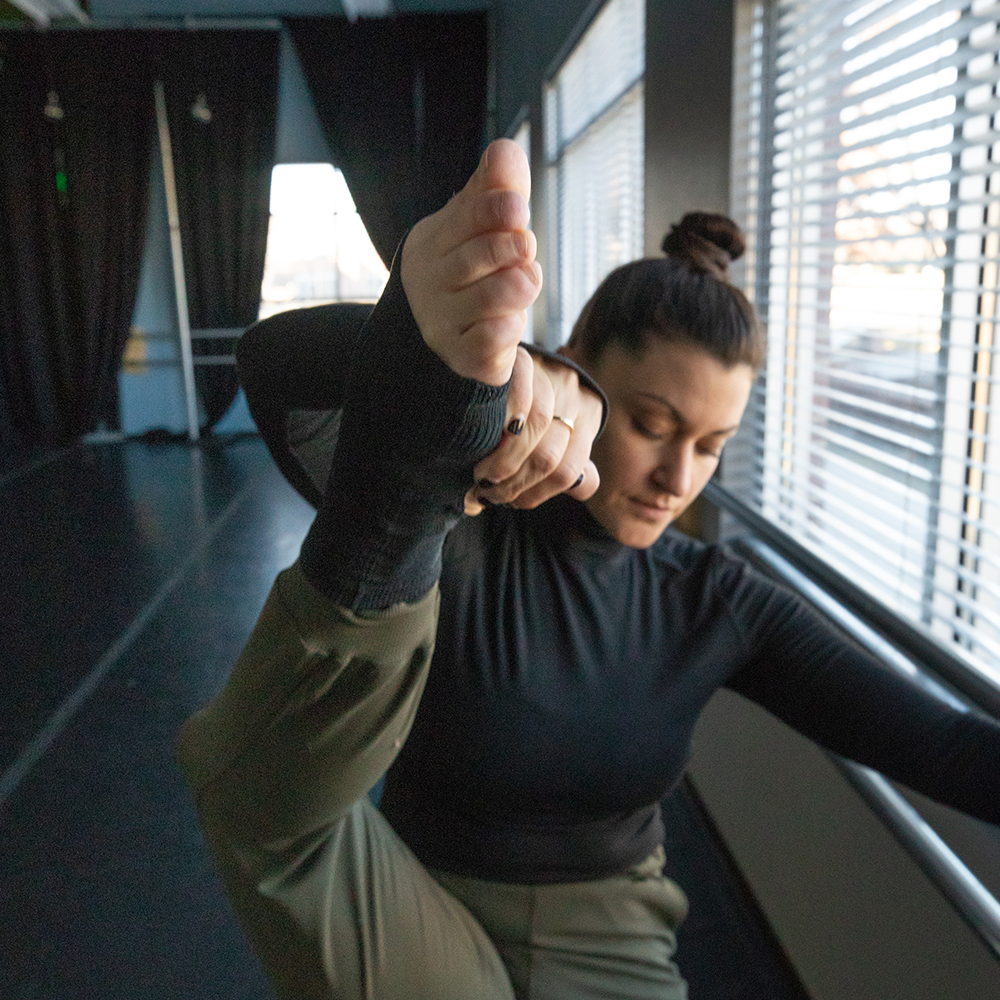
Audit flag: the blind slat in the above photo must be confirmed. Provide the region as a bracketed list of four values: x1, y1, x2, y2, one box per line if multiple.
[545, 0, 644, 346]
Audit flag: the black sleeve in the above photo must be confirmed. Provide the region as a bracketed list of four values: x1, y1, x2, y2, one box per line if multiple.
[721, 557, 1000, 825]
[237, 301, 374, 410]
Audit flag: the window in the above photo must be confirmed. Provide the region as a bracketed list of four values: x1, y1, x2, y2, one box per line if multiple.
[259, 164, 388, 321]
[544, 0, 645, 347]
[728, 0, 1000, 686]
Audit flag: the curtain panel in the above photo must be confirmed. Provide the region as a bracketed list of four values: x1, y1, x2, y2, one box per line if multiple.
[151, 30, 280, 431]
[286, 13, 489, 268]
[0, 30, 154, 447]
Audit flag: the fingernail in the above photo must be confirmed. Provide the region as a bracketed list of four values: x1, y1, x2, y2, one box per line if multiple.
[476, 496, 494, 507]
[507, 416, 525, 436]
[570, 472, 584, 489]
[477, 478, 497, 488]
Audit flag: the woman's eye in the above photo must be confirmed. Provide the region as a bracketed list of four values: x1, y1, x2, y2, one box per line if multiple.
[631, 416, 664, 440]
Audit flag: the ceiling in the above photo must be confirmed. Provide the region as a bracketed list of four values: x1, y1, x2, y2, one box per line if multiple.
[4, 0, 487, 28]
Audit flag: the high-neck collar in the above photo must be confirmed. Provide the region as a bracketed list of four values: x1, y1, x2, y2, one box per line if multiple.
[525, 492, 633, 564]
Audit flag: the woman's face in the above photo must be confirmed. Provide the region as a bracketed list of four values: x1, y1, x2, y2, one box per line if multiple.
[564, 337, 754, 549]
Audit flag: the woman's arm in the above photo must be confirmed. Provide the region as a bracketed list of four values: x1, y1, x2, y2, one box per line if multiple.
[724, 563, 1000, 824]
[236, 303, 371, 507]
[237, 316, 606, 515]
[298, 252, 511, 609]
[237, 301, 372, 412]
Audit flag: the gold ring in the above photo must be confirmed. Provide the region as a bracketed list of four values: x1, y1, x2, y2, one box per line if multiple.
[552, 414, 575, 432]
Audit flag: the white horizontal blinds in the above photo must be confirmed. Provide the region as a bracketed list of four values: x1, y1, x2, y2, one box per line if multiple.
[728, 0, 1000, 683]
[726, 1, 776, 497]
[544, 0, 645, 346]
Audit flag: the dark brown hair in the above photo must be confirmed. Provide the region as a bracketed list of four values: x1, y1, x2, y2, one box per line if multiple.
[566, 213, 764, 371]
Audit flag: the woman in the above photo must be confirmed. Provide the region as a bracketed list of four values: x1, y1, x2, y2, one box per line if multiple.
[178, 140, 1000, 1000]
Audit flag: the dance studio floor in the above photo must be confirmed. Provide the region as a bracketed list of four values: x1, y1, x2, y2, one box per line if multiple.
[0, 434, 300, 1000]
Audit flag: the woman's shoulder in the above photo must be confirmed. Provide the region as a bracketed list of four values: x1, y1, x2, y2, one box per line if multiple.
[648, 529, 786, 607]
[648, 527, 716, 572]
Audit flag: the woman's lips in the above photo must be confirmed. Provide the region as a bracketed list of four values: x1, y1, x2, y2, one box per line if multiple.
[629, 496, 672, 521]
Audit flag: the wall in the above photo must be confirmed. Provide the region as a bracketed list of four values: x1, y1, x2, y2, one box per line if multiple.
[643, 0, 733, 254]
[119, 152, 189, 437]
[690, 690, 1000, 999]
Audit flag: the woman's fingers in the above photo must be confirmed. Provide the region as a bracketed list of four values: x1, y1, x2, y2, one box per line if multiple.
[401, 139, 537, 386]
[411, 259, 541, 360]
[445, 228, 538, 292]
[465, 346, 534, 515]
[502, 345, 535, 439]
[434, 138, 532, 257]
[469, 352, 603, 511]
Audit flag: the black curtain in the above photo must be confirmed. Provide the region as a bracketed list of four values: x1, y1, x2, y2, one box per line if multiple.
[0, 30, 154, 447]
[286, 13, 489, 267]
[152, 30, 280, 431]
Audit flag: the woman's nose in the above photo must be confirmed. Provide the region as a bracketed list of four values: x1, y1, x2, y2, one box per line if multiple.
[651, 441, 693, 497]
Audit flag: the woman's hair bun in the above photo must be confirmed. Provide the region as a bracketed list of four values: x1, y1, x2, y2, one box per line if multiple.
[661, 212, 746, 281]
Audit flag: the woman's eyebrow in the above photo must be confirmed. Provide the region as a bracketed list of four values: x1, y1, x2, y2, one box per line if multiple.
[635, 391, 741, 436]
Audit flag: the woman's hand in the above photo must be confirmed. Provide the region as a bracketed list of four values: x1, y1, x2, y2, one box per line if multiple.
[464, 347, 602, 513]
[401, 138, 596, 511]
[401, 139, 542, 387]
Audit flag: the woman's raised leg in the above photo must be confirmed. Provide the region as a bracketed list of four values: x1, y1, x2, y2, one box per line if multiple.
[178, 561, 516, 1000]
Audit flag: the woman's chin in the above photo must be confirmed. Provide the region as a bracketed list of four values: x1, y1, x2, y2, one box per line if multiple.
[586, 497, 672, 548]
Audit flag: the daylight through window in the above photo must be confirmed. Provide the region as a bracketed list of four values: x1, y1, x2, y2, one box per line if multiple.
[728, 0, 1000, 685]
[259, 164, 388, 321]
[544, 0, 645, 347]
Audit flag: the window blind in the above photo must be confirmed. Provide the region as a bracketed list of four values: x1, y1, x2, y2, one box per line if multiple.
[544, 0, 645, 346]
[728, 0, 1000, 685]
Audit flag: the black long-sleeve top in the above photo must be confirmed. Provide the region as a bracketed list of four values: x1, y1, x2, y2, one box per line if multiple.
[238, 273, 1000, 886]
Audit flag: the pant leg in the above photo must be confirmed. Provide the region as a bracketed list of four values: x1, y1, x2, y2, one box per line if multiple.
[177, 560, 515, 1000]
[432, 847, 689, 1000]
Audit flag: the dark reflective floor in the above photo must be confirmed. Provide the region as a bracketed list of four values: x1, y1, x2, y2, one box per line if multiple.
[1, 434, 309, 1000]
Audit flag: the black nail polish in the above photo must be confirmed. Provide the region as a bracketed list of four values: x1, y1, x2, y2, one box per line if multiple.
[571, 472, 584, 489]
[507, 416, 525, 436]
[476, 496, 494, 507]
[477, 478, 496, 488]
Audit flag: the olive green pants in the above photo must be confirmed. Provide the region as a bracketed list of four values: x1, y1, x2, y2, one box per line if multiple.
[178, 560, 689, 1000]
